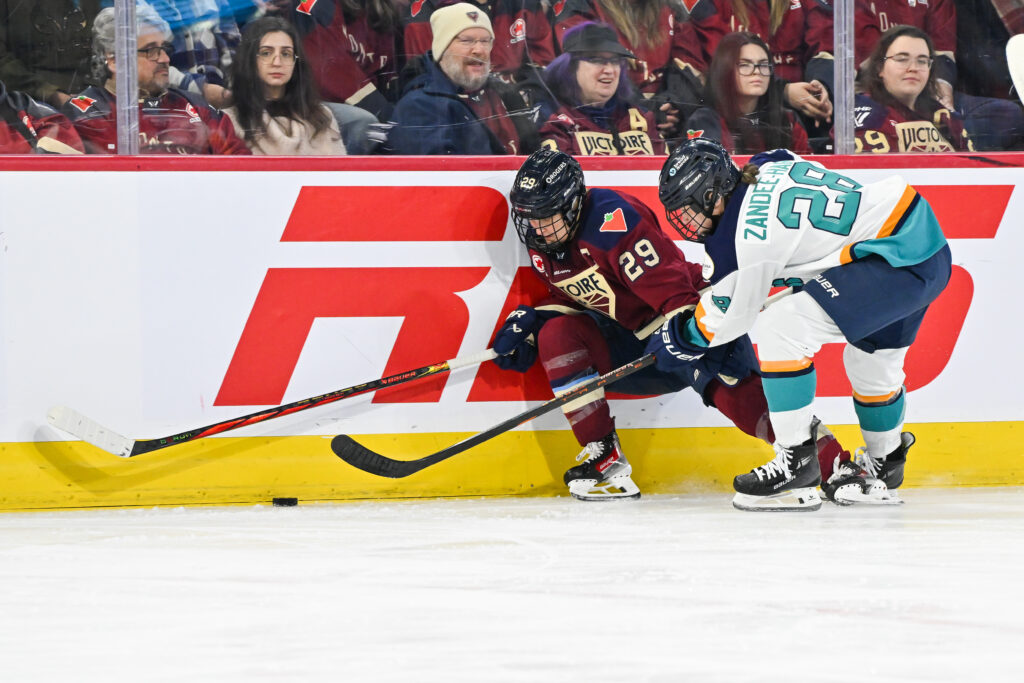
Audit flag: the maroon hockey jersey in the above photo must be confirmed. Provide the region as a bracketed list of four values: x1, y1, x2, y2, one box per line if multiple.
[63, 85, 249, 155]
[292, 0, 400, 114]
[1, 82, 83, 154]
[549, 0, 705, 93]
[528, 188, 704, 334]
[853, 91, 973, 153]
[687, 0, 832, 84]
[403, 0, 556, 81]
[539, 101, 667, 155]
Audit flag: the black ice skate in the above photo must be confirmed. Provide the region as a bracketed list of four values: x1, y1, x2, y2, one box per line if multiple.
[732, 419, 823, 511]
[821, 458, 901, 506]
[855, 432, 915, 491]
[563, 432, 640, 501]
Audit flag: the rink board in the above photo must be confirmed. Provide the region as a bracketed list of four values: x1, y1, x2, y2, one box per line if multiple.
[1, 421, 1019, 511]
[1, 154, 1023, 510]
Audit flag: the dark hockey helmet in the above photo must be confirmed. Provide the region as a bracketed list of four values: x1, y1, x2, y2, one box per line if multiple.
[658, 138, 740, 242]
[510, 148, 587, 253]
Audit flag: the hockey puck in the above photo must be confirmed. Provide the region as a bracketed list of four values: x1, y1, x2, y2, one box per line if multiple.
[272, 497, 298, 507]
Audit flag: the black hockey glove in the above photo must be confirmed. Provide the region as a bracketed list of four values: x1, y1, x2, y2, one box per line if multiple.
[645, 311, 707, 373]
[492, 306, 549, 373]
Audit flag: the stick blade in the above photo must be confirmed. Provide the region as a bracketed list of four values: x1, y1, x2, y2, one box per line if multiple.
[331, 435, 432, 479]
[46, 406, 135, 457]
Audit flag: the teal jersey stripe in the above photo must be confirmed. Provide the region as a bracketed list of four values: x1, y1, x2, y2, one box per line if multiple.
[852, 196, 948, 267]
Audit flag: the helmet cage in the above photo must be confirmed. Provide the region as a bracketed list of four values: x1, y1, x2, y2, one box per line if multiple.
[658, 138, 738, 243]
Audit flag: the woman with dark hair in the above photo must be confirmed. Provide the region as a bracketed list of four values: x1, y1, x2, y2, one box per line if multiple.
[854, 25, 973, 153]
[224, 16, 344, 155]
[686, 32, 809, 154]
[537, 22, 675, 155]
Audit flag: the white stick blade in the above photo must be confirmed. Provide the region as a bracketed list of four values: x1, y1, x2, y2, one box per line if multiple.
[1007, 34, 1024, 107]
[46, 406, 135, 457]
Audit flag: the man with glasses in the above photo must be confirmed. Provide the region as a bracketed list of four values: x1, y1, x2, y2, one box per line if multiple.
[62, 6, 248, 154]
[388, 2, 539, 154]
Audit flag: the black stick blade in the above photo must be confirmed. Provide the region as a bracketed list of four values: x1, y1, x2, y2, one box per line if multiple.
[331, 435, 439, 478]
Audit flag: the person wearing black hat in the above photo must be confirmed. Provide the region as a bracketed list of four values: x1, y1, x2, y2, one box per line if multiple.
[536, 22, 680, 155]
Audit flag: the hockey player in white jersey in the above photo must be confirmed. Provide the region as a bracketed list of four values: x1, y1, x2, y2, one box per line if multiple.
[649, 138, 951, 510]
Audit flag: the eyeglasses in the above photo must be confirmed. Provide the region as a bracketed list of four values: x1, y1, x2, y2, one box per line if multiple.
[578, 56, 623, 66]
[453, 36, 494, 49]
[257, 47, 298, 63]
[883, 53, 933, 69]
[736, 61, 772, 76]
[137, 43, 174, 61]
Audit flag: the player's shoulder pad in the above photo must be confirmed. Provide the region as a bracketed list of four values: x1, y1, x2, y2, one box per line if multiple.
[853, 94, 889, 130]
[577, 188, 647, 250]
[702, 183, 749, 284]
[749, 149, 796, 166]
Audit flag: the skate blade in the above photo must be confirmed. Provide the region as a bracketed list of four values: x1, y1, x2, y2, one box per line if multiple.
[832, 483, 903, 506]
[568, 476, 641, 502]
[732, 487, 822, 512]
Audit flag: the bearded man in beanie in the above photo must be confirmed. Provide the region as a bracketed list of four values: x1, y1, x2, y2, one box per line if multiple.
[388, 2, 539, 155]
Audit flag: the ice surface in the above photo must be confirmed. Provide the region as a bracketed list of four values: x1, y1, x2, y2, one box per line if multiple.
[2, 488, 1023, 682]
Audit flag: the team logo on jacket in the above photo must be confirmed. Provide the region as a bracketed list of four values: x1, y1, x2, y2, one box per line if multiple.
[410, 0, 426, 17]
[599, 208, 628, 233]
[184, 102, 202, 123]
[297, 0, 318, 15]
[553, 0, 567, 16]
[553, 264, 615, 318]
[510, 18, 526, 44]
[575, 131, 653, 155]
[20, 114, 36, 136]
[532, 253, 545, 273]
[69, 95, 97, 113]
[894, 121, 955, 153]
[680, 0, 700, 12]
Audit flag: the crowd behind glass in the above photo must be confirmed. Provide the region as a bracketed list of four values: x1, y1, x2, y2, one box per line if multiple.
[0, 0, 1019, 156]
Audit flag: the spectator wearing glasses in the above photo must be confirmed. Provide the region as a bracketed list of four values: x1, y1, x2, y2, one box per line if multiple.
[62, 6, 249, 154]
[854, 25, 973, 153]
[387, 2, 539, 154]
[685, 32, 809, 155]
[537, 22, 676, 155]
[223, 16, 344, 155]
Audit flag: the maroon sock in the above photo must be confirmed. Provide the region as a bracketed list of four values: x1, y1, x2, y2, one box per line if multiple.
[706, 375, 775, 445]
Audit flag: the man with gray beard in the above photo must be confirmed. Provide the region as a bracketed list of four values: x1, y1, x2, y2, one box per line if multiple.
[388, 2, 538, 154]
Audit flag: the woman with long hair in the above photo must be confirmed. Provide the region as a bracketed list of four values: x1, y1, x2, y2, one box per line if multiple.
[854, 25, 972, 153]
[538, 22, 673, 155]
[686, 32, 809, 154]
[224, 16, 344, 155]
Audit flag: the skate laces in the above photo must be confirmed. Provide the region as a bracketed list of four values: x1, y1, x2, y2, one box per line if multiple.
[576, 438, 608, 463]
[853, 446, 882, 477]
[754, 443, 793, 481]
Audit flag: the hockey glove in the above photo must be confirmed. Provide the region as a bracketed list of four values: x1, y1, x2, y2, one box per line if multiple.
[645, 311, 707, 373]
[492, 306, 548, 373]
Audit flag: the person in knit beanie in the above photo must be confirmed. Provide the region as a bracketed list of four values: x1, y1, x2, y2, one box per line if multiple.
[430, 2, 495, 91]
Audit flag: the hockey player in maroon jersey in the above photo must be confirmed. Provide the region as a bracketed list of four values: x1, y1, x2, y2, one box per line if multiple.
[492, 148, 849, 500]
[403, 0, 556, 84]
[63, 7, 248, 155]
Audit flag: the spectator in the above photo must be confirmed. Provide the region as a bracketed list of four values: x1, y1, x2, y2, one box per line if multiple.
[0, 0, 102, 109]
[387, 2, 538, 154]
[63, 6, 249, 154]
[403, 1, 555, 85]
[0, 78, 84, 154]
[853, 25, 973, 153]
[688, 0, 834, 137]
[686, 31, 810, 154]
[224, 16, 344, 154]
[548, 0, 706, 121]
[537, 22, 674, 155]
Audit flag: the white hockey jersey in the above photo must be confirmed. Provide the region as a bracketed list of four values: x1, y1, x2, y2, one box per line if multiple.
[685, 149, 948, 348]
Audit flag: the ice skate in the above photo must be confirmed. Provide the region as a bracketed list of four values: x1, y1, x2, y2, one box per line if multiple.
[821, 458, 902, 506]
[563, 432, 640, 501]
[732, 419, 823, 511]
[855, 432, 915, 491]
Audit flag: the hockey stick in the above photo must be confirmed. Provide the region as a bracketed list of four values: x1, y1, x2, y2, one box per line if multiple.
[47, 348, 499, 457]
[332, 353, 656, 478]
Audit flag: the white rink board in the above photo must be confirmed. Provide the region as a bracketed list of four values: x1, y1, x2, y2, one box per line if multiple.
[0, 163, 1018, 444]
